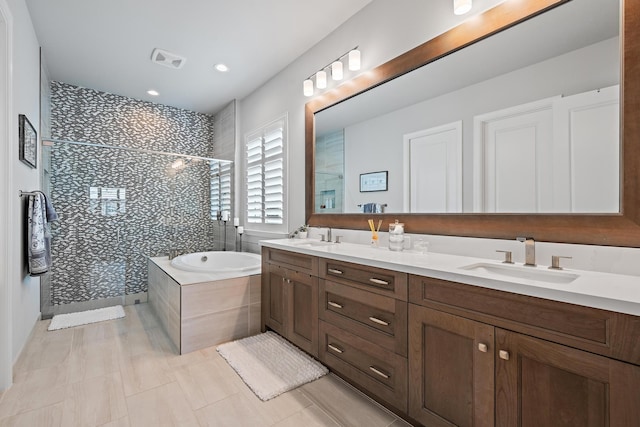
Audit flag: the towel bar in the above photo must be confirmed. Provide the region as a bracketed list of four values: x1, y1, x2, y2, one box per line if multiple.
[18, 190, 41, 197]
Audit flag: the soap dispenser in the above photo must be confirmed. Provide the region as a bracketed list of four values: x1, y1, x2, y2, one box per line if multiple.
[389, 220, 405, 251]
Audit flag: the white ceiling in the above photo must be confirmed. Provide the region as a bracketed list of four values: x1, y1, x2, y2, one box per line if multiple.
[25, 0, 372, 114]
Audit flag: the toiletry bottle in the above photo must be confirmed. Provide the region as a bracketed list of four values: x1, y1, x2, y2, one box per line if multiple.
[389, 220, 404, 251]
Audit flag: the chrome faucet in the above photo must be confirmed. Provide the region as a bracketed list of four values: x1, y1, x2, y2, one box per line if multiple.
[327, 227, 332, 243]
[516, 237, 536, 266]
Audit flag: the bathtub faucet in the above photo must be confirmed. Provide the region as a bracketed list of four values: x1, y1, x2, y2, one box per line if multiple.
[168, 248, 184, 260]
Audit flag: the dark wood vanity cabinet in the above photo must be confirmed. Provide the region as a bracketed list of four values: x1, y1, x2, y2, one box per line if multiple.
[495, 329, 640, 427]
[262, 247, 640, 426]
[408, 304, 494, 427]
[262, 248, 318, 356]
[317, 258, 410, 412]
[408, 274, 640, 427]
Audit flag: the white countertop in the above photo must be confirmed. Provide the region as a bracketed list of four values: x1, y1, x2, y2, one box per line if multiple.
[260, 238, 640, 317]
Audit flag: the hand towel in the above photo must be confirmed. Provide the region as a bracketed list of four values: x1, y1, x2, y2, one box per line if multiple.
[43, 192, 58, 222]
[27, 192, 57, 276]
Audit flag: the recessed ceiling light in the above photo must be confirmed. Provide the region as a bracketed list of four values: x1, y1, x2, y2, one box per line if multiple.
[214, 63, 229, 72]
[147, 89, 159, 96]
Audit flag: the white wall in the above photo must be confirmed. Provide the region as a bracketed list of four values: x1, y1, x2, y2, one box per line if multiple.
[0, 0, 42, 391]
[237, 0, 505, 243]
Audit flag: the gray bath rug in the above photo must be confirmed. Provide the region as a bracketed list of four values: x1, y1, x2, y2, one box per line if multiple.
[48, 305, 125, 331]
[217, 331, 328, 401]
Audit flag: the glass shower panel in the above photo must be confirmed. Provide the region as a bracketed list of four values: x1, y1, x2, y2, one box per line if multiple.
[41, 140, 230, 318]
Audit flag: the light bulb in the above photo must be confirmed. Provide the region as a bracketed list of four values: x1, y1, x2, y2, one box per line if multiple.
[331, 61, 343, 80]
[454, 0, 472, 15]
[303, 79, 313, 97]
[316, 70, 327, 89]
[348, 49, 361, 71]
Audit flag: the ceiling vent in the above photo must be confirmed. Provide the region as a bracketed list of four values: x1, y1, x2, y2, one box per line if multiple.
[150, 48, 186, 69]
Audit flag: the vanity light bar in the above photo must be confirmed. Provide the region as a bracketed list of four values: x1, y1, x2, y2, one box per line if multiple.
[303, 46, 360, 97]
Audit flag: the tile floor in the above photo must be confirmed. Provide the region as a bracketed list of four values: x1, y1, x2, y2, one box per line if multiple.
[0, 304, 412, 427]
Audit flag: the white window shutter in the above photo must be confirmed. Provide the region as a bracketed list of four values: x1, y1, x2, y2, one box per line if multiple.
[245, 116, 287, 227]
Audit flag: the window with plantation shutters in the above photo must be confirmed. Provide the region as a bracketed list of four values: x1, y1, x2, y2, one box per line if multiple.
[210, 161, 232, 220]
[245, 116, 287, 228]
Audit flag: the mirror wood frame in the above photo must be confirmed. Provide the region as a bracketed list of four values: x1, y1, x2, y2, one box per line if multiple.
[305, 0, 640, 247]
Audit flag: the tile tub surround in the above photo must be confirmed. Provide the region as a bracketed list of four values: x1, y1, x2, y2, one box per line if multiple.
[148, 258, 261, 354]
[260, 239, 640, 317]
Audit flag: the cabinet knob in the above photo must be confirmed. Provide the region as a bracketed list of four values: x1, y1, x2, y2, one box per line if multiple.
[369, 366, 390, 379]
[327, 301, 343, 309]
[478, 343, 488, 353]
[499, 350, 510, 360]
[328, 268, 343, 275]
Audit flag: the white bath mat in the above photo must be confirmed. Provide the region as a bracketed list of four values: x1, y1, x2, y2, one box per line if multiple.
[217, 331, 328, 401]
[48, 305, 125, 331]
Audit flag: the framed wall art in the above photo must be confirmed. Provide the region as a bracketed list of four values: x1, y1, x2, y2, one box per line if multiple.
[360, 171, 388, 192]
[19, 114, 37, 168]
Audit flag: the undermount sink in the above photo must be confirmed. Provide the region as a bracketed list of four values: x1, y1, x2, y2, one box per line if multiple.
[288, 239, 334, 247]
[460, 262, 579, 284]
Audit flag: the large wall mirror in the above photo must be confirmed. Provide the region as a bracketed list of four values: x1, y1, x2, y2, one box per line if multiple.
[305, 0, 640, 247]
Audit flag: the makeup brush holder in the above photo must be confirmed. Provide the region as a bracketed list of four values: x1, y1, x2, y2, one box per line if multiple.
[388, 220, 405, 251]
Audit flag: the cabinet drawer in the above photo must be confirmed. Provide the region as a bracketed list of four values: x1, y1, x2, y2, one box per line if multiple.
[320, 280, 407, 357]
[263, 247, 318, 275]
[319, 258, 407, 300]
[319, 321, 408, 412]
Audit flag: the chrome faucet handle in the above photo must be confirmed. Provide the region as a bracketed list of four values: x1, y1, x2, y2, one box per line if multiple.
[549, 255, 572, 270]
[496, 250, 513, 264]
[335, 235, 342, 244]
[319, 234, 326, 242]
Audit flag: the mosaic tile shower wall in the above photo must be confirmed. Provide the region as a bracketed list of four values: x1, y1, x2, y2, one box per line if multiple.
[48, 82, 218, 306]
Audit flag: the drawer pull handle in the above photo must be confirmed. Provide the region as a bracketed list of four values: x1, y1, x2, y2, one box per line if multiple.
[328, 301, 343, 309]
[368, 316, 389, 326]
[478, 343, 488, 353]
[369, 278, 389, 286]
[328, 344, 344, 354]
[369, 366, 390, 379]
[328, 268, 343, 275]
[499, 350, 510, 361]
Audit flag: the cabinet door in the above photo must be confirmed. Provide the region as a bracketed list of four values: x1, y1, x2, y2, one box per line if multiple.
[408, 305, 495, 427]
[286, 270, 318, 356]
[262, 264, 286, 335]
[496, 329, 640, 427]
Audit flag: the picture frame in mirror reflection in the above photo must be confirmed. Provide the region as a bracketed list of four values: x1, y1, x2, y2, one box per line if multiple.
[360, 171, 388, 192]
[19, 114, 37, 169]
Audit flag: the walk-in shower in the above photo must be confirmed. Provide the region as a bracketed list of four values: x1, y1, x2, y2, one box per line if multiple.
[40, 138, 233, 318]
